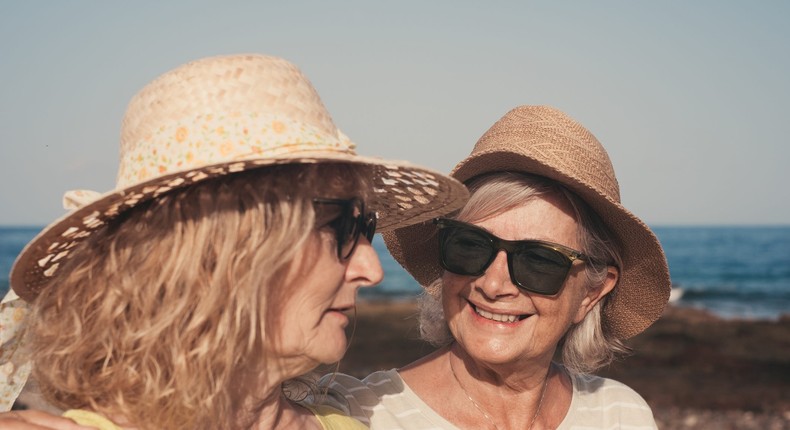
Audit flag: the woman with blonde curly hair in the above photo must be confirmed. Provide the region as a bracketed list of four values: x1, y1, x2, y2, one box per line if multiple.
[0, 54, 466, 429]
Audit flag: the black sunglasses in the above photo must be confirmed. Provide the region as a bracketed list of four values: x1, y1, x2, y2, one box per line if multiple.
[435, 218, 588, 295]
[313, 198, 377, 260]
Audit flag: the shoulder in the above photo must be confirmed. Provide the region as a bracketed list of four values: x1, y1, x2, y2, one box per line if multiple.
[572, 373, 651, 405]
[559, 373, 657, 430]
[317, 370, 402, 426]
[305, 404, 369, 430]
[320, 370, 402, 404]
[63, 410, 123, 430]
[318, 370, 456, 429]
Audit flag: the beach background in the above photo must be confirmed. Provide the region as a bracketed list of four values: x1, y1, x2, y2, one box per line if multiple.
[3, 228, 790, 428]
[3, 2, 790, 429]
[4, 226, 789, 321]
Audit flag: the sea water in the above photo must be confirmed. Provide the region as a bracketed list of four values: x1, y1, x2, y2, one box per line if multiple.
[652, 226, 790, 320]
[1, 226, 788, 320]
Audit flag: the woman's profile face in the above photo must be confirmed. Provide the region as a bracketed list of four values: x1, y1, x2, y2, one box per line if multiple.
[271, 224, 383, 368]
[442, 193, 595, 368]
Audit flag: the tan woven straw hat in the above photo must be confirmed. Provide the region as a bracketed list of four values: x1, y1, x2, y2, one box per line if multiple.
[10, 54, 468, 302]
[383, 105, 670, 339]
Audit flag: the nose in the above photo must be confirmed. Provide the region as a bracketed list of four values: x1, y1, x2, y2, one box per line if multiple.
[476, 250, 520, 299]
[346, 235, 383, 288]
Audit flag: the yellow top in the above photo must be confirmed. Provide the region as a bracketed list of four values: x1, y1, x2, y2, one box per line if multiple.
[64, 405, 366, 430]
[63, 409, 123, 430]
[303, 404, 369, 430]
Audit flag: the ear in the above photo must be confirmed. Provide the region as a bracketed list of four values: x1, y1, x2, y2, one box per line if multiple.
[573, 265, 618, 324]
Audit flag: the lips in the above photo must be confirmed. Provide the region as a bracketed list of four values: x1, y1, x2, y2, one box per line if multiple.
[325, 305, 353, 327]
[469, 301, 528, 323]
[328, 304, 354, 313]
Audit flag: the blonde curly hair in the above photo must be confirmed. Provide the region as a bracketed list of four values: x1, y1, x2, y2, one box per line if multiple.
[29, 164, 369, 429]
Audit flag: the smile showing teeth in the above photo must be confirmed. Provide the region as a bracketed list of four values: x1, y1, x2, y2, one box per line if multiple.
[473, 306, 522, 323]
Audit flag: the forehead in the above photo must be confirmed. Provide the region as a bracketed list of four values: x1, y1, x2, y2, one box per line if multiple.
[467, 194, 580, 247]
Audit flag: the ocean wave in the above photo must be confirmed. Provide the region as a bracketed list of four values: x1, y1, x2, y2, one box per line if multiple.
[676, 286, 790, 301]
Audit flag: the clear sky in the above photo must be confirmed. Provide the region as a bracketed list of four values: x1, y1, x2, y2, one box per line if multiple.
[2, 1, 788, 226]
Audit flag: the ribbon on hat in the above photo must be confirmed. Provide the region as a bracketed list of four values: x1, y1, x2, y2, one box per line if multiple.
[0, 189, 97, 411]
[63, 189, 102, 210]
[0, 291, 32, 411]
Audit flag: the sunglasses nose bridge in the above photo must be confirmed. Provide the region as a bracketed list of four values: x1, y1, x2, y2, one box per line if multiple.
[490, 236, 519, 266]
[472, 249, 521, 299]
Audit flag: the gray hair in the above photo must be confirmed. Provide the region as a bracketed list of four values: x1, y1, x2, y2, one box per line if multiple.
[417, 172, 627, 374]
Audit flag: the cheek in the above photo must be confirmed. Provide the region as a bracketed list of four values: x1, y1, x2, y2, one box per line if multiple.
[441, 271, 469, 294]
[268, 299, 306, 344]
[562, 278, 592, 324]
[441, 273, 468, 313]
[269, 286, 323, 339]
[441, 273, 478, 342]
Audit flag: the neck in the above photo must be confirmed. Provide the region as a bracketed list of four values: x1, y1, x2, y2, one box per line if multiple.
[239, 361, 321, 430]
[447, 343, 554, 430]
[449, 342, 552, 391]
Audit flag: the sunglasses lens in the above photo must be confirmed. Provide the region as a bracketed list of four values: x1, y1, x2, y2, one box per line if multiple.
[439, 227, 494, 276]
[436, 219, 576, 296]
[363, 212, 377, 242]
[336, 201, 359, 259]
[314, 197, 375, 260]
[511, 245, 573, 295]
[338, 200, 377, 260]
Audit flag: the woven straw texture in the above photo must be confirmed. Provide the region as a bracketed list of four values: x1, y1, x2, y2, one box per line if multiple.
[10, 54, 468, 302]
[383, 105, 670, 339]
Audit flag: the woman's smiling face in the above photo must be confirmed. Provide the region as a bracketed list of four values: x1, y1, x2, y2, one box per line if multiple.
[442, 193, 595, 367]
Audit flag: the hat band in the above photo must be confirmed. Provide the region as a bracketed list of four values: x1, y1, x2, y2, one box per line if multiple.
[116, 113, 356, 188]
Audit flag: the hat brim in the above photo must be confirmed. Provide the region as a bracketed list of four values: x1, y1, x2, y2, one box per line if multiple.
[383, 149, 670, 339]
[11, 152, 469, 302]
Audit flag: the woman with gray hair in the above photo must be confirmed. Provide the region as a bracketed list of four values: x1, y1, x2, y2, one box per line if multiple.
[322, 105, 671, 429]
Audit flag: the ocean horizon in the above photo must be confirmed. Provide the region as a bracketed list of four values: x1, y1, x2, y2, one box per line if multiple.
[2, 225, 789, 321]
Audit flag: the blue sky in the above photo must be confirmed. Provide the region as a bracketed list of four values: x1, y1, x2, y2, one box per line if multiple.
[2, 1, 788, 226]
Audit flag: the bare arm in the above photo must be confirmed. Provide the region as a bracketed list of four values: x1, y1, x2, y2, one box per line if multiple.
[0, 410, 93, 430]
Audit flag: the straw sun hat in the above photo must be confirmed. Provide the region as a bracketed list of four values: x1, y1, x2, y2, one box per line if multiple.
[10, 54, 468, 302]
[383, 105, 670, 339]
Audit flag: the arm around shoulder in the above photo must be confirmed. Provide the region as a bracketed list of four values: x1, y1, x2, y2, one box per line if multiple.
[317, 372, 380, 426]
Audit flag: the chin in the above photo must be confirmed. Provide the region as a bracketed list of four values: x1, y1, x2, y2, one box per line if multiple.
[459, 336, 528, 364]
[313, 337, 348, 364]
